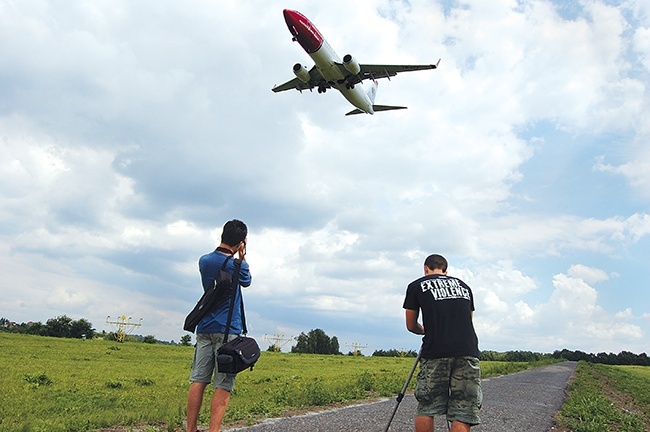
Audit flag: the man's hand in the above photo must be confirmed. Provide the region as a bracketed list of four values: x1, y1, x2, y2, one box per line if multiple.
[237, 241, 247, 260]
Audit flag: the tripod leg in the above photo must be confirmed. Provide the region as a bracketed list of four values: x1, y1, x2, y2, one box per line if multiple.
[383, 349, 422, 432]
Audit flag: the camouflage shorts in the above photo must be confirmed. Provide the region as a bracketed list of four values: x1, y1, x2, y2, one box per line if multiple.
[414, 356, 482, 425]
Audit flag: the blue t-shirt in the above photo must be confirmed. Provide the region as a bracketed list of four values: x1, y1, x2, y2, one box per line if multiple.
[196, 251, 251, 335]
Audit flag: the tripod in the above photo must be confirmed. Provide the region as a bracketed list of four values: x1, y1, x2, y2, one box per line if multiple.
[383, 349, 422, 432]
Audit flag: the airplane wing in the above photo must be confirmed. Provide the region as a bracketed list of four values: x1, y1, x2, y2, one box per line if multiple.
[341, 59, 441, 85]
[272, 66, 330, 93]
[272, 59, 440, 92]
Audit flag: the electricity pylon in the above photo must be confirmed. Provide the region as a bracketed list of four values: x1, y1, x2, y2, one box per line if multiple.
[263, 333, 294, 352]
[106, 315, 142, 342]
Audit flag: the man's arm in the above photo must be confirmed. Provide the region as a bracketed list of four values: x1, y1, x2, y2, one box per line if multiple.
[405, 308, 425, 335]
[237, 240, 252, 287]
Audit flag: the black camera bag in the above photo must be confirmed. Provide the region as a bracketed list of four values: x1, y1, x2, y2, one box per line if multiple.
[217, 335, 260, 373]
[216, 260, 260, 374]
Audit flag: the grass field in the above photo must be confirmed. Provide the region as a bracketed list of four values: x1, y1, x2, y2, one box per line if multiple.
[1, 333, 555, 432]
[556, 362, 650, 432]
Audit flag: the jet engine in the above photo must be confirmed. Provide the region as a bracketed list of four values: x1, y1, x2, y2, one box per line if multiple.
[343, 54, 361, 75]
[293, 63, 311, 83]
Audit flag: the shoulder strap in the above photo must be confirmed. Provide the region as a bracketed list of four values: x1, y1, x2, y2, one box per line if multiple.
[222, 258, 243, 341]
[240, 293, 247, 335]
[218, 255, 232, 273]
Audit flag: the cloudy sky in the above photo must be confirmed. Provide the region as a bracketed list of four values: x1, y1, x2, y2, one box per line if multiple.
[1, 0, 649, 355]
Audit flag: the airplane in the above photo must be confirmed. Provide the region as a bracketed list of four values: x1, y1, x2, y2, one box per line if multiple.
[272, 9, 440, 116]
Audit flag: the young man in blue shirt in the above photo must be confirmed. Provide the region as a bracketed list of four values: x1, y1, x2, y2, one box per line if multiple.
[186, 219, 251, 432]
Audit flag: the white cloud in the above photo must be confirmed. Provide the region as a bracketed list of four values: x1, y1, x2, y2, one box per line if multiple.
[546, 273, 599, 318]
[595, 152, 650, 200]
[472, 268, 645, 353]
[479, 213, 650, 258]
[615, 308, 633, 319]
[567, 264, 610, 284]
[633, 20, 650, 71]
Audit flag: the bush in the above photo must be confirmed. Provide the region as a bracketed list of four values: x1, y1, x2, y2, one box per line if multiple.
[24, 373, 52, 387]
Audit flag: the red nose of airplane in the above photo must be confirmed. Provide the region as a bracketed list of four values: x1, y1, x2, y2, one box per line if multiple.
[282, 9, 296, 25]
[282, 9, 323, 54]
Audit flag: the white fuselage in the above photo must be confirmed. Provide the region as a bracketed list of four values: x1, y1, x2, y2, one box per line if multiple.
[309, 40, 374, 114]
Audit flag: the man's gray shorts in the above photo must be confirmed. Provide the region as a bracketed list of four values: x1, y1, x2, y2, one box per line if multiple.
[415, 356, 482, 425]
[189, 333, 240, 392]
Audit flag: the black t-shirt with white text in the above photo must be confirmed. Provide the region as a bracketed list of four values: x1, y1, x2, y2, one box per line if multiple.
[403, 274, 480, 359]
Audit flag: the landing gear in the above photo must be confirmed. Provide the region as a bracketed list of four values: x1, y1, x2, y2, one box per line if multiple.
[318, 85, 327, 94]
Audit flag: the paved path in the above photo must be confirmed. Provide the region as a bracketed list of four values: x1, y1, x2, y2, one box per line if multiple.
[225, 361, 577, 432]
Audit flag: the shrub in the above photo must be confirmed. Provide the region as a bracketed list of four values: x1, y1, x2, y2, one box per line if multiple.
[24, 373, 52, 387]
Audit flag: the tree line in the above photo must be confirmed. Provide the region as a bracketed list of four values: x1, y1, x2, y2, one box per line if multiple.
[290, 328, 341, 354]
[1, 316, 95, 339]
[372, 349, 419, 357]
[480, 350, 553, 362]
[480, 349, 650, 366]
[551, 348, 650, 366]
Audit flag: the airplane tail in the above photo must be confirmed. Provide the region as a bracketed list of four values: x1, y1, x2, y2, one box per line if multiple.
[345, 80, 407, 115]
[345, 105, 408, 116]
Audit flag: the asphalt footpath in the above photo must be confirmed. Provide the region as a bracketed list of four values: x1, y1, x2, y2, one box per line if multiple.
[225, 361, 577, 432]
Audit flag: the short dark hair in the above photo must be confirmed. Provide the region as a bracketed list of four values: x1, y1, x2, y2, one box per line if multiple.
[424, 254, 448, 272]
[221, 219, 247, 246]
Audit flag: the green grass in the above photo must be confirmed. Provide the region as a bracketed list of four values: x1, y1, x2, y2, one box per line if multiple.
[0, 333, 190, 431]
[0, 333, 555, 431]
[556, 361, 650, 432]
[613, 365, 650, 416]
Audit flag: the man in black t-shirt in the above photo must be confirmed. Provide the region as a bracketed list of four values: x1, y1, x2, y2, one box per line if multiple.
[403, 254, 482, 432]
